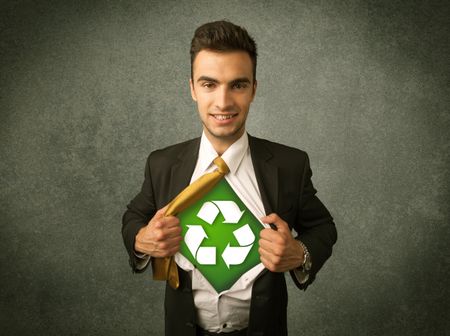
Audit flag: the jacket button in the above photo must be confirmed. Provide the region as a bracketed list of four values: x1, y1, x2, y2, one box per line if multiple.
[186, 322, 194, 328]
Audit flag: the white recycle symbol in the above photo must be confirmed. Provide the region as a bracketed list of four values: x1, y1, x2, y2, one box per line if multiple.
[185, 201, 255, 268]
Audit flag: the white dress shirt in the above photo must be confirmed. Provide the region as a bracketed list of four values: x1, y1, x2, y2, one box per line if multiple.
[174, 131, 267, 333]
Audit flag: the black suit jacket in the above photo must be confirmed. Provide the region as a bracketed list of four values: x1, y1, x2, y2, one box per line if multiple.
[122, 135, 337, 336]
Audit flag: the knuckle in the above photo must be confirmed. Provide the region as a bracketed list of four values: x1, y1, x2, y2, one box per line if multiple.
[273, 248, 281, 257]
[134, 242, 142, 251]
[277, 236, 287, 245]
[157, 207, 166, 216]
[261, 230, 272, 240]
[166, 215, 179, 224]
[267, 263, 276, 272]
[155, 230, 165, 241]
[153, 219, 163, 229]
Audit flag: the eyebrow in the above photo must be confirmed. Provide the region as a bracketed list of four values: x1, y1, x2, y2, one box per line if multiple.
[196, 76, 251, 85]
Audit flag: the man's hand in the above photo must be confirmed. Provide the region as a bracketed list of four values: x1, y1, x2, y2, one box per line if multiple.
[259, 213, 304, 272]
[134, 206, 183, 258]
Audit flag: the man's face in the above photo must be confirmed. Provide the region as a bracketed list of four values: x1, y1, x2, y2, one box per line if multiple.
[190, 50, 257, 147]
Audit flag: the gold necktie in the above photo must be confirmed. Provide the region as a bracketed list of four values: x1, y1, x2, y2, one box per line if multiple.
[152, 156, 230, 289]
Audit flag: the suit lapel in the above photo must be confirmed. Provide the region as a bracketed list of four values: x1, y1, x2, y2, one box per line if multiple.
[167, 135, 279, 214]
[168, 138, 201, 201]
[248, 135, 279, 215]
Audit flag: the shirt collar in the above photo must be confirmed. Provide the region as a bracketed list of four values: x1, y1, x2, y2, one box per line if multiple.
[198, 131, 248, 175]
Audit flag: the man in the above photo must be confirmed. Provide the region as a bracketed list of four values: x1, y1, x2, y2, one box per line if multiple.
[122, 20, 337, 336]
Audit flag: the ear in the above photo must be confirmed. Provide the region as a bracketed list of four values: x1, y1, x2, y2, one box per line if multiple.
[189, 78, 197, 102]
[251, 79, 257, 101]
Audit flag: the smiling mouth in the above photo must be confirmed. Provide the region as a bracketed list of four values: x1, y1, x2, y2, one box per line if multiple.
[211, 114, 237, 120]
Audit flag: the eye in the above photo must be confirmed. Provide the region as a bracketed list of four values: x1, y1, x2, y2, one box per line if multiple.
[202, 82, 215, 89]
[232, 82, 248, 90]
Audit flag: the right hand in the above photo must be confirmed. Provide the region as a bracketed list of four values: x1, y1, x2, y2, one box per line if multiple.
[134, 206, 183, 258]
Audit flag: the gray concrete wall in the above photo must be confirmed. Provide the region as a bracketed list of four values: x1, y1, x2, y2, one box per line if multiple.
[1, 1, 449, 335]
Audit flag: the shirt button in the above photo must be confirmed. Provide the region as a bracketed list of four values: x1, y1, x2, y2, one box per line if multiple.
[223, 323, 227, 328]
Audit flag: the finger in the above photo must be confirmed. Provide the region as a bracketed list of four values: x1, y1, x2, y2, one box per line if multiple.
[260, 213, 279, 223]
[137, 226, 182, 256]
[261, 213, 289, 233]
[162, 215, 180, 228]
[164, 240, 183, 257]
[259, 245, 286, 270]
[259, 237, 287, 258]
[159, 224, 183, 240]
[259, 238, 280, 255]
[151, 224, 182, 242]
[148, 206, 170, 226]
[166, 245, 181, 256]
[153, 244, 181, 258]
[157, 235, 183, 250]
[148, 235, 182, 256]
[258, 239, 275, 257]
[259, 228, 284, 244]
[259, 254, 278, 273]
[153, 216, 180, 230]
[258, 245, 270, 259]
[155, 205, 169, 219]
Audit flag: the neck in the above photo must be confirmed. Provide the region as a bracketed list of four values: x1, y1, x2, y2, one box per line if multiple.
[204, 130, 245, 156]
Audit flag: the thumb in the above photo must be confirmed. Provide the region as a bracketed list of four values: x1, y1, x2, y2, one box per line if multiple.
[261, 213, 289, 232]
[155, 204, 169, 219]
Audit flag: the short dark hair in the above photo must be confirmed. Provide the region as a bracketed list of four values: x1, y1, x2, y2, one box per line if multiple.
[190, 20, 258, 81]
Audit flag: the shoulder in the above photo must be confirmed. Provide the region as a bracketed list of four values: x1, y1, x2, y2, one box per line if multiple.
[147, 137, 200, 165]
[249, 135, 309, 165]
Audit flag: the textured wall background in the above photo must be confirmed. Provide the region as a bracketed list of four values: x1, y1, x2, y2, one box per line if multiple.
[1, 1, 449, 335]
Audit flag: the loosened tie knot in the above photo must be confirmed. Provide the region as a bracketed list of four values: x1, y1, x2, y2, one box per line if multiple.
[213, 156, 230, 175]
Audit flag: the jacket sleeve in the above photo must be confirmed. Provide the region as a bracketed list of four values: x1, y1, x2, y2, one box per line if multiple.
[121, 154, 157, 273]
[290, 153, 337, 290]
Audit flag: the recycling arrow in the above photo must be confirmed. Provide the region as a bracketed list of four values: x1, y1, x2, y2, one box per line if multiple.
[221, 224, 255, 268]
[212, 201, 245, 223]
[196, 246, 216, 265]
[197, 200, 245, 224]
[185, 225, 216, 265]
[185, 225, 208, 257]
[233, 223, 255, 246]
[183, 200, 255, 267]
[197, 202, 220, 225]
[222, 244, 252, 268]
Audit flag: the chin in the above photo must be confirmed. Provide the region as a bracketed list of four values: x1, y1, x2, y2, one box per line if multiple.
[210, 128, 243, 140]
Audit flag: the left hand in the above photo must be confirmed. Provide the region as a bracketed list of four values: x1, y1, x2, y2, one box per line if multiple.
[259, 213, 304, 272]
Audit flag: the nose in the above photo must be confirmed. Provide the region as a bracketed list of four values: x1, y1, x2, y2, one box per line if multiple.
[215, 86, 233, 111]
